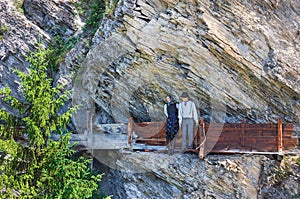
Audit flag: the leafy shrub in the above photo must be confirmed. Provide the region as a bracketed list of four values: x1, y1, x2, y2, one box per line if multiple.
[47, 36, 78, 73]
[270, 155, 300, 185]
[74, 0, 107, 34]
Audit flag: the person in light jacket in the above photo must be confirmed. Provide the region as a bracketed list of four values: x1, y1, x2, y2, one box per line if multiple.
[164, 95, 179, 154]
[178, 92, 198, 151]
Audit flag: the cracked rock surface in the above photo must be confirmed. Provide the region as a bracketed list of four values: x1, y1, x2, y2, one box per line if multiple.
[72, 0, 300, 133]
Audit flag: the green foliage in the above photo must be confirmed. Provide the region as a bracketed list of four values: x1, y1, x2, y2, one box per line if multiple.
[296, 155, 300, 166]
[104, 0, 119, 16]
[13, 0, 24, 13]
[74, 0, 107, 34]
[0, 24, 8, 35]
[14, 45, 77, 148]
[271, 154, 300, 185]
[48, 36, 77, 73]
[274, 161, 291, 182]
[0, 45, 105, 198]
[37, 134, 102, 198]
[0, 85, 25, 139]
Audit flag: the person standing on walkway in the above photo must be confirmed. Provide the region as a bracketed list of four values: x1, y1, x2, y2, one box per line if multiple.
[164, 95, 179, 154]
[178, 92, 198, 151]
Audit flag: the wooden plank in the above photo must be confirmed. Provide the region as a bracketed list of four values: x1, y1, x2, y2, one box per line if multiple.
[136, 138, 166, 142]
[207, 132, 240, 139]
[282, 130, 295, 137]
[134, 122, 165, 127]
[244, 123, 277, 128]
[194, 131, 200, 147]
[251, 144, 277, 152]
[283, 136, 298, 144]
[128, 117, 133, 145]
[133, 123, 165, 138]
[205, 136, 241, 143]
[208, 143, 277, 152]
[245, 136, 277, 146]
[282, 132, 295, 138]
[283, 137, 298, 150]
[205, 136, 223, 142]
[223, 123, 242, 128]
[209, 144, 235, 151]
[241, 119, 245, 147]
[207, 141, 239, 148]
[204, 126, 241, 131]
[282, 124, 295, 136]
[205, 123, 241, 129]
[243, 127, 271, 131]
[244, 137, 277, 152]
[193, 120, 200, 147]
[283, 123, 294, 129]
[262, 130, 276, 136]
[243, 136, 277, 143]
[133, 131, 159, 138]
[149, 126, 166, 138]
[244, 130, 273, 136]
[198, 118, 206, 159]
[135, 139, 166, 146]
[133, 125, 164, 132]
[204, 124, 241, 131]
[208, 150, 298, 155]
[278, 118, 283, 153]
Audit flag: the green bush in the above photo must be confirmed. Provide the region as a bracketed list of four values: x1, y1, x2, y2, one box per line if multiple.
[0, 44, 108, 198]
[271, 155, 300, 186]
[47, 36, 77, 73]
[74, 0, 107, 34]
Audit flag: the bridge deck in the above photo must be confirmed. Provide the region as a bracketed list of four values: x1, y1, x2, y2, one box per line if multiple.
[12, 113, 299, 159]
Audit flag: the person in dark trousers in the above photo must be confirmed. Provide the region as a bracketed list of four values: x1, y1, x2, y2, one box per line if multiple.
[164, 95, 179, 154]
[178, 92, 198, 151]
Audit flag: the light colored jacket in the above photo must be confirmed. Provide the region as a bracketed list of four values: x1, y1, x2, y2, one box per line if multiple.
[178, 101, 198, 123]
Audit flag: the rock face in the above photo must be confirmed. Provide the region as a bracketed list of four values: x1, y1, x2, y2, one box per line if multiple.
[0, 0, 83, 123]
[0, 0, 48, 98]
[0, 0, 81, 101]
[1, 0, 299, 133]
[95, 151, 299, 199]
[72, 0, 300, 133]
[23, 0, 80, 38]
[0, 0, 299, 198]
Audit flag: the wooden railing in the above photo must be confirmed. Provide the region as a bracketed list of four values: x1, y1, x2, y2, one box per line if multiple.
[196, 118, 298, 158]
[10, 115, 298, 159]
[128, 117, 166, 146]
[128, 117, 298, 158]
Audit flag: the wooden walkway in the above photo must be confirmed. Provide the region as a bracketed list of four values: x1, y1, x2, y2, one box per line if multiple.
[128, 117, 298, 159]
[11, 112, 299, 159]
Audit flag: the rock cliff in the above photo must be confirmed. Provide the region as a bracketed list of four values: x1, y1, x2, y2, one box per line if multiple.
[0, 0, 80, 102]
[71, 0, 300, 133]
[0, 0, 299, 198]
[95, 151, 299, 199]
[1, 0, 299, 130]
